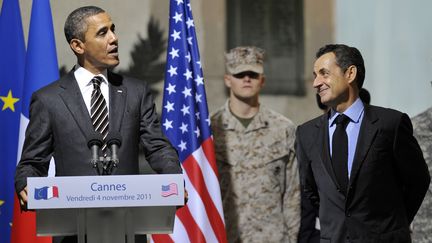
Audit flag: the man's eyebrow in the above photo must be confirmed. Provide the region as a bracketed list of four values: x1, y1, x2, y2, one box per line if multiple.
[318, 68, 329, 75]
[96, 26, 109, 34]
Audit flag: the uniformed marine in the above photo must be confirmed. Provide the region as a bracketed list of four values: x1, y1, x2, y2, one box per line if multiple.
[411, 107, 432, 243]
[211, 46, 300, 243]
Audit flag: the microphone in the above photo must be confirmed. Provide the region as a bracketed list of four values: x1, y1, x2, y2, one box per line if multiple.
[87, 133, 103, 175]
[106, 131, 122, 174]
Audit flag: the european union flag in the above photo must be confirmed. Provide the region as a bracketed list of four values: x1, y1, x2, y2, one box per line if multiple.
[0, 0, 26, 243]
[34, 187, 49, 200]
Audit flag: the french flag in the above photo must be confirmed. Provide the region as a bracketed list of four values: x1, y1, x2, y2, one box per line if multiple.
[34, 186, 59, 200]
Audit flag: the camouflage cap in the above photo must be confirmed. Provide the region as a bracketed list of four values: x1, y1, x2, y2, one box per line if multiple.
[225, 46, 265, 74]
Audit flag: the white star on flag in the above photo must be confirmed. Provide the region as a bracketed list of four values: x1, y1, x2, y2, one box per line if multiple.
[186, 17, 194, 28]
[181, 104, 190, 115]
[179, 122, 188, 134]
[172, 12, 183, 23]
[195, 93, 202, 103]
[164, 101, 175, 113]
[194, 75, 204, 86]
[178, 140, 187, 151]
[169, 47, 179, 59]
[166, 83, 176, 94]
[171, 29, 181, 41]
[194, 127, 200, 138]
[183, 69, 192, 80]
[167, 65, 178, 77]
[163, 119, 173, 130]
[182, 87, 192, 98]
[185, 52, 191, 63]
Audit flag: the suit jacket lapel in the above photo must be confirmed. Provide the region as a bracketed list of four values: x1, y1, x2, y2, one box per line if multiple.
[58, 71, 95, 139]
[107, 71, 126, 134]
[317, 113, 340, 188]
[349, 106, 379, 185]
[308, 114, 339, 188]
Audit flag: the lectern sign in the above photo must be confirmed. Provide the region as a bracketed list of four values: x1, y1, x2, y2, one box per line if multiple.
[27, 174, 184, 209]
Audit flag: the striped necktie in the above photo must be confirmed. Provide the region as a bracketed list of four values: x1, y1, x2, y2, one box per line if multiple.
[90, 76, 109, 152]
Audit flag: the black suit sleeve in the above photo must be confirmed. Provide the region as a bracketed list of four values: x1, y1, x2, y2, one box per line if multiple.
[298, 188, 320, 243]
[15, 92, 52, 194]
[138, 82, 182, 174]
[295, 128, 321, 243]
[393, 113, 430, 223]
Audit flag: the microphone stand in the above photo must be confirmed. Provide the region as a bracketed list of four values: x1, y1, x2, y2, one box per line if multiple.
[87, 135, 103, 175]
[88, 132, 122, 175]
[103, 132, 122, 175]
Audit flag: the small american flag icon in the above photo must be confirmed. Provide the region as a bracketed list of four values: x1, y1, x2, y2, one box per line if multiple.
[161, 183, 178, 197]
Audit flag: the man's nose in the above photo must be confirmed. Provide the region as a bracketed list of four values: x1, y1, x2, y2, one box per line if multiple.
[243, 75, 251, 82]
[313, 76, 321, 88]
[109, 31, 118, 44]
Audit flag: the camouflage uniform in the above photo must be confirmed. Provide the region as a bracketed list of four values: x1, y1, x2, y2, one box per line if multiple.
[211, 101, 300, 243]
[411, 107, 432, 243]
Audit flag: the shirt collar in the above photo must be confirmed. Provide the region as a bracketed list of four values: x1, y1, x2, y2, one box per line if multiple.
[221, 100, 268, 131]
[329, 98, 364, 126]
[74, 64, 108, 88]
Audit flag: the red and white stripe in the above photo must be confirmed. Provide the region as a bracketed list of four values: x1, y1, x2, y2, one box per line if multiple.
[152, 138, 227, 243]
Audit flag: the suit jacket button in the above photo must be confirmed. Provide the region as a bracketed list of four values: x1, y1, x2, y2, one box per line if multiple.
[347, 213, 351, 217]
[337, 187, 341, 192]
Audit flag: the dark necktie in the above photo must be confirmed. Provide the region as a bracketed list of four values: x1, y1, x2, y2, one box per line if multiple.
[332, 114, 350, 194]
[90, 76, 109, 152]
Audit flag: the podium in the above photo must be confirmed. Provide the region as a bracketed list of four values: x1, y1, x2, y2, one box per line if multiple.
[27, 174, 184, 243]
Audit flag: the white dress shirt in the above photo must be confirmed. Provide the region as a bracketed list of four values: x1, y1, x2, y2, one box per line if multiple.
[73, 65, 110, 116]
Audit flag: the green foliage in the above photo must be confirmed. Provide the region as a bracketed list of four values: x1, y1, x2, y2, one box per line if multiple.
[117, 17, 167, 95]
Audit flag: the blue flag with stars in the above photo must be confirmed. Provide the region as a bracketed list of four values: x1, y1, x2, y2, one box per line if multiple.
[0, 0, 26, 242]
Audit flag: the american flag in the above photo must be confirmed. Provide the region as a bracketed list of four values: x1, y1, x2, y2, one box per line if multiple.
[151, 0, 227, 242]
[161, 183, 179, 197]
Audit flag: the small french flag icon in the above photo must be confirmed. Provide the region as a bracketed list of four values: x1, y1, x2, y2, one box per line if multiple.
[34, 186, 59, 200]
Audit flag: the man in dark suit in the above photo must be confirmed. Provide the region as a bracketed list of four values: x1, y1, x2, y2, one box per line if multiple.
[296, 44, 430, 243]
[15, 5, 181, 212]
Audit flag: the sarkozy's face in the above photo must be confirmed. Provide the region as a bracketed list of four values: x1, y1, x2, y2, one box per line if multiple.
[313, 52, 351, 109]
